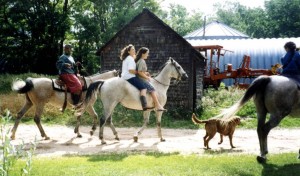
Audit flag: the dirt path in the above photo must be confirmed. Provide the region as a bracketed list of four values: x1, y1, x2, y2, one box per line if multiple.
[9, 125, 300, 157]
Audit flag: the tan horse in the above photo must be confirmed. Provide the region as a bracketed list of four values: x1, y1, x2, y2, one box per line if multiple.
[11, 70, 118, 140]
[76, 58, 188, 144]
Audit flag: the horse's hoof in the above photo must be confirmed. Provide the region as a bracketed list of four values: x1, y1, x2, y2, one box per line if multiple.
[256, 156, 267, 163]
[44, 137, 50, 140]
[101, 141, 107, 145]
[160, 138, 166, 142]
[74, 128, 78, 134]
[10, 136, 15, 140]
[133, 136, 138, 142]
[115, 137, 120, 141]
[90, 131, 94, 136]
[77, 134, 82, 138]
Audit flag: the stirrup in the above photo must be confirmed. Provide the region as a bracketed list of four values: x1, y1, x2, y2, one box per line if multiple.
[156, 108, 167, 112]
[143, 107, 154, 111]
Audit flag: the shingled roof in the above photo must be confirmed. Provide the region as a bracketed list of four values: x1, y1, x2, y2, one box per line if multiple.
[184, 20, 249, 40]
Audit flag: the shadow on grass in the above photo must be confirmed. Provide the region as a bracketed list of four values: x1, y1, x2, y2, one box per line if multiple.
[86, 152, 180, 162]
[203, 147, 244, 154]
[261, 163, 300, 176]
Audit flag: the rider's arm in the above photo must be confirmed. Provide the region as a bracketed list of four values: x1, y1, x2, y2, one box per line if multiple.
[137, 71, 150, 81]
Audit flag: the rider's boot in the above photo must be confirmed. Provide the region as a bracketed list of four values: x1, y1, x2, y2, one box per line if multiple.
[140, 96, 152, 111]
[71, 92, 82, 107]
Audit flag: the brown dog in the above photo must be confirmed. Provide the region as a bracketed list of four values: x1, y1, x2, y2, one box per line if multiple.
[192, 113, 240, 149]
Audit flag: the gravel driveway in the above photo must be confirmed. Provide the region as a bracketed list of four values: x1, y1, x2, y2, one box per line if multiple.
[9, 125, 300, 157]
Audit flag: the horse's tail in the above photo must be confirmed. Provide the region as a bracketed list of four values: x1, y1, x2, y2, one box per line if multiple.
[220, 75, 271, 120]
[11, 78, 34, 94]
[76, 81, 104, 114]
[84, 81, 104, 105]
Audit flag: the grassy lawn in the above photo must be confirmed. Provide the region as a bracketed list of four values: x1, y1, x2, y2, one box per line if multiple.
[10, 152, 300, 176]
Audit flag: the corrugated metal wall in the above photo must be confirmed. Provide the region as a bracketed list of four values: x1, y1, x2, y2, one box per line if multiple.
[186, 37, 300, 86]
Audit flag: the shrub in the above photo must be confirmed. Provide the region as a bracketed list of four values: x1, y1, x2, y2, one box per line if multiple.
[196, 86, 256, 119]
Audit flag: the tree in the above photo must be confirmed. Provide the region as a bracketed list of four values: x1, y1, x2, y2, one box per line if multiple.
[0, 0, 70, 74]
[214, 0, 300, 38]
[265, 0, 300, 38]
[70, 0, 161, 74]
[160, 4, 204, 36]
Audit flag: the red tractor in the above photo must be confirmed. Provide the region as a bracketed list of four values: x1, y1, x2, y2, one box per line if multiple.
[194, 45, 279, 89]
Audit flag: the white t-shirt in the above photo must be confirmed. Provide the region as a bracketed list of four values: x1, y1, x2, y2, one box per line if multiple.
[67, 55, 75, 63]
[121, 55, 136, 80]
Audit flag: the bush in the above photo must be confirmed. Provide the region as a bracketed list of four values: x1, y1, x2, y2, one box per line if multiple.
[196, 86, 256, 119]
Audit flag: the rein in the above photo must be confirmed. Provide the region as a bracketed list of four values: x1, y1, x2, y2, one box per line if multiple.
[152, 61, 183, 86]
[153, 78, 170, 86]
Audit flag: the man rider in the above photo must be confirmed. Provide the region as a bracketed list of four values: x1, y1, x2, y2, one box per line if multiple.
[56, 44, 82, 106]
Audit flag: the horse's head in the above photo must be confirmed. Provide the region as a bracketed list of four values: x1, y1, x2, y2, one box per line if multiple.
[167, 57, 188, 81]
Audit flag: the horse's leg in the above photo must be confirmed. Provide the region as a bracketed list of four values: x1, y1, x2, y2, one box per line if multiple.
[106, 115, 119, 140]
[86, 105, 99, 136]
[256, 110, 267, 163]
[34, 105, 50, 140]
[254, 94, 269, 163]
[133, 111, 151, 142]
[99, 102, 117, 144]
[74, 105, 98, 138]
[259, 114, 284, 161]
[10, 97, 33, 140]
[74, 113, 83, 138]
[155, 111, 165, 142]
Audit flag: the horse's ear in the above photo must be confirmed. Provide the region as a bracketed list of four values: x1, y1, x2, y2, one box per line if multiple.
[169, 57, 174, 63]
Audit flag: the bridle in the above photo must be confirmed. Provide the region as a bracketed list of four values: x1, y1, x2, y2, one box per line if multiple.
[153, 60, 184, 86]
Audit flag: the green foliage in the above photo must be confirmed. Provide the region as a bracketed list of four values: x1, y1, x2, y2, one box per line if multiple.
[213, 0, 300, 38]
[196, 86, 256, 120]
[265, 0, 300, 37]
[1, 0, 69, 74]
[2, 0, 300, 75]
[160, 4, 204, 36]
[71, 0, 162, 74]
[214, 1, 270, 38]
[0, 110, 37, 176]
[10, 152, 300, 176]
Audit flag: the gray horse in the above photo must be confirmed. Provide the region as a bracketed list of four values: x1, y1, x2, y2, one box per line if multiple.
[218, 75, 300, 163]
[11, 70, 118, 140]
[76, 58, 188, 144]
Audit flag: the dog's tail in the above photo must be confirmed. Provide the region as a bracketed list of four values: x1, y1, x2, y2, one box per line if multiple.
[192, 113, 208, 124]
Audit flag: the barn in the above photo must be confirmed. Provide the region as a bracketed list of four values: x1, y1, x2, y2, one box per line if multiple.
[96, 8, 205, 111]
[184, 20, 300, 86]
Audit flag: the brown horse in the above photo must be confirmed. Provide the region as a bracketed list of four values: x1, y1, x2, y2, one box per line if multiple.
[11, 70, 118, 140]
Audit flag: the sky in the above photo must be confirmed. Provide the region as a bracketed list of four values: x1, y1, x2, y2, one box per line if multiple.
[160, 0, 265, 16]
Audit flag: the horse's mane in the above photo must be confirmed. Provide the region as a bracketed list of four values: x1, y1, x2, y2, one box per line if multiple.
[151, 61, 170, 77]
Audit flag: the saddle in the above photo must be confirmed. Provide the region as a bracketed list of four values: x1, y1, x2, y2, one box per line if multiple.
[52, 76, 87, 112]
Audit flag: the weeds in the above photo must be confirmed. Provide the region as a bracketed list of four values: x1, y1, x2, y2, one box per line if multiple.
[196, 85, 256, 119]
[0, 110, 37, 176]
